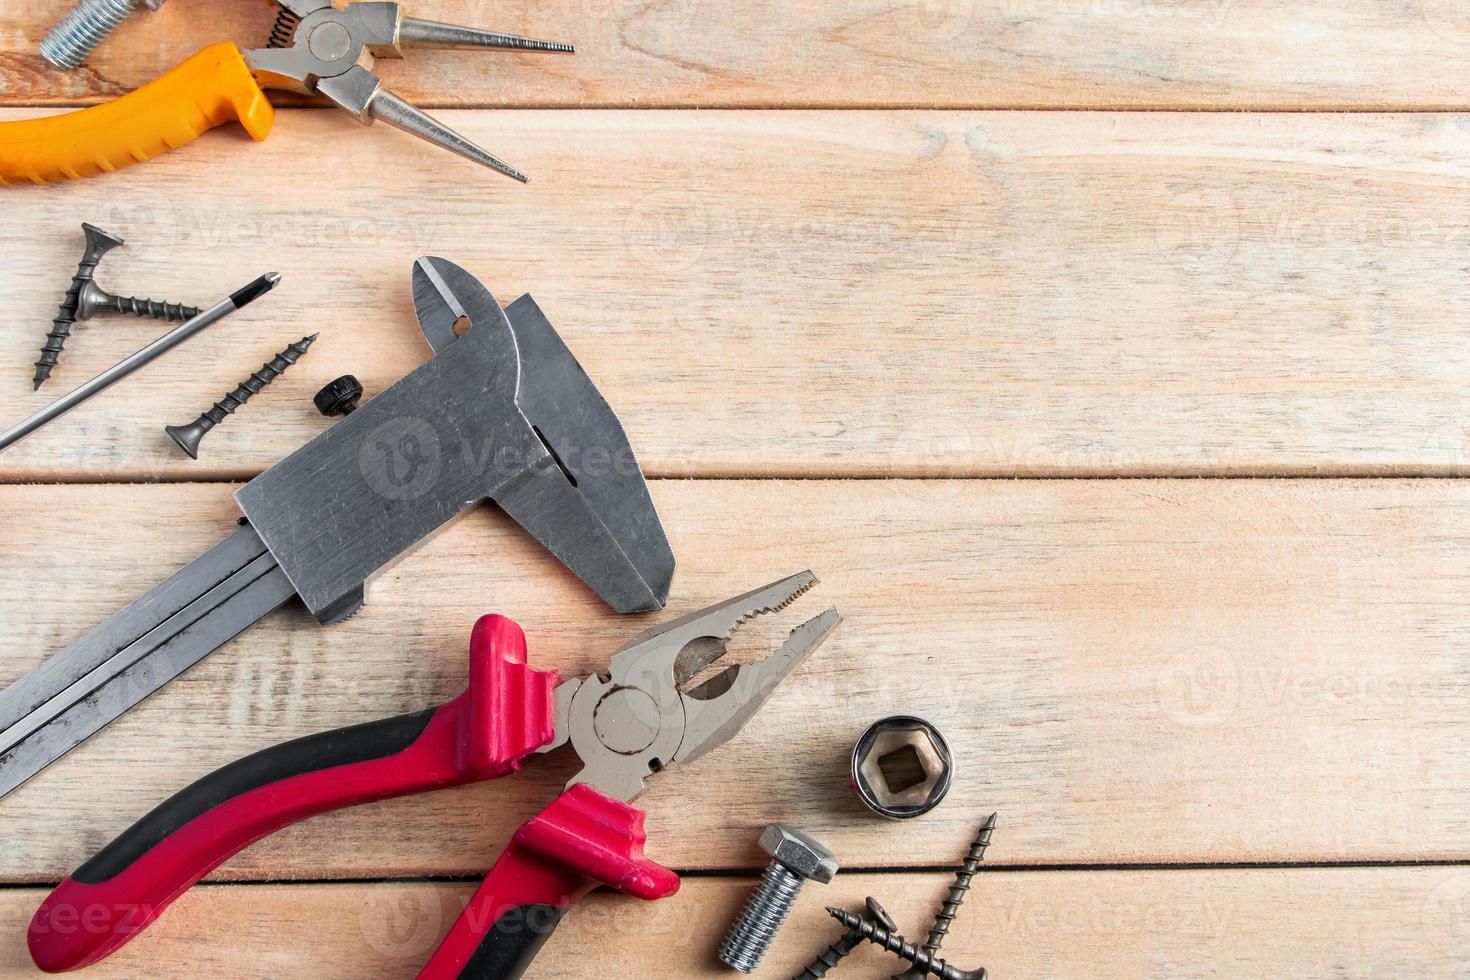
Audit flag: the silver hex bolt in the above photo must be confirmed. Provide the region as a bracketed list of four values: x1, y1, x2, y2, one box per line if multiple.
[719, 824, 839, 973]
[39, 0, 166, 70]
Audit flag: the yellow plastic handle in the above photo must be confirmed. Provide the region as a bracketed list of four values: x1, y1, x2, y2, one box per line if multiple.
[0, 42, 275, 185]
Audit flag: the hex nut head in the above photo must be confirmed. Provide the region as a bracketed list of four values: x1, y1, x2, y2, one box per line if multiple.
[851, 715, 954, 819]
[759, 824, 839, 883]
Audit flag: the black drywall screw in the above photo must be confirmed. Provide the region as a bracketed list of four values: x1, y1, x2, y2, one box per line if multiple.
[793, 897, 895, 979]
[35, 223, 122, 390]
[825, 907, 986, 980]
[34, 223, 200, 389]
[314, 374, 364, 417]
[896, 812, 997, 980]
[77, 282, 199, 323]
[165, 334, 318, 459]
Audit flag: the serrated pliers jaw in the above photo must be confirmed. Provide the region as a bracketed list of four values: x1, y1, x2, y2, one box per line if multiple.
[544, 571, 841, 802]
[244, 0, 573, 181]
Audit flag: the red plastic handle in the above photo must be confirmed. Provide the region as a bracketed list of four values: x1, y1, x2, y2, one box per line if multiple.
[29, 615, 558, 973]
[419, 783, 680, 980]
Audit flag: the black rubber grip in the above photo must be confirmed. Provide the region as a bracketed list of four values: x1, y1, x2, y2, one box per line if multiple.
[74, 708, 436, 884]
[457, 905, 568, 980]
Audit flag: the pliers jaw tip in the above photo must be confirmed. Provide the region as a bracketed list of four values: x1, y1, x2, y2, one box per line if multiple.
[246, 0, 572, 181]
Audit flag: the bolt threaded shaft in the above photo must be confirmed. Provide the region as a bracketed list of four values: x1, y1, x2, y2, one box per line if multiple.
[164, 335, 316, 458]
[101, 294, 199, 320]
[720, 864, 805, 973]
[826, 908, 985, 980]
[39, 0, 137, 69]
[897, 813, 996, 980]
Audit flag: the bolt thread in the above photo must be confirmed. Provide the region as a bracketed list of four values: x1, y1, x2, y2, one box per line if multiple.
[793, 930, 863, 979]
[827, 909, 985, 980]
[39, 0, 137, 69]
[105, 294, 200, 320]
[720, 864, 805, 973]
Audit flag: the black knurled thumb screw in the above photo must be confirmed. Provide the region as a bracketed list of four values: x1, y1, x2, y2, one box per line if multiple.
[165, 334, 318, 459]
[895, 812, 997, 980]
[793, 897, 896, 979]
[34, 223, 123, 390]
[314, 374, 364, 417]
[826, 906, 986, 980]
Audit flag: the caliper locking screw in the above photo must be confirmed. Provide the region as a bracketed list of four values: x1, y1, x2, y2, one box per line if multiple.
[34, 223, 200, 389]
[895, 812, 996, 980]
[825, 906, 986, 980]
[720, 824, 839, 974]
[165, 335, 318, 459]
[793, 897, 896, 979]
[314, 374, 364, 417]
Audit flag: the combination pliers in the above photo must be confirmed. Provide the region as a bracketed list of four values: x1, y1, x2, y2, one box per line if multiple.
[28, 572, 840, 978]
[0, 0, 571, 185]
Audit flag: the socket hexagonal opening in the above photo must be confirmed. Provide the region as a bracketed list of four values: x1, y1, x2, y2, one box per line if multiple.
[851, 715, 953, 819]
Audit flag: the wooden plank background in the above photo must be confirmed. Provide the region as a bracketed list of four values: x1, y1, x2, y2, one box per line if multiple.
[10, 0, 1470, 109]
[3, 0, 1470, 976]
[6, 109, 1470, 480]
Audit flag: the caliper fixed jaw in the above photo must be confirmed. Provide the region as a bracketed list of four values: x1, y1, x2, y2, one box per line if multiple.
[236, 259, 672, 625]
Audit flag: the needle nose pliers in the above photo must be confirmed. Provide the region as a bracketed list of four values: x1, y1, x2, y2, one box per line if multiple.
[0, 0, 572, 185]
[28, 572, 840, 978]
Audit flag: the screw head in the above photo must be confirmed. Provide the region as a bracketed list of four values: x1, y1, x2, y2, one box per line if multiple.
[759, 824, 839, 883]
[164, 420, 207, 459]
[314, 374, 363, 417]
[865, 896, 897, 933]
[80, 223, 124, 256]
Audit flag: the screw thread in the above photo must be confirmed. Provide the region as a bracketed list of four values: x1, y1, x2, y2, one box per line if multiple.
[793, 931, 863, 979]
[720, 864, 805, 973]
[35, 226, 121, 389]
[167, 335, 316, 457]
[827, 908, 985, 980]
[203, 334, 317, 427]
[105, 294, 200, 320]
[797, 897, 895, 980]
[921, 813, 995, 957]
[39, 0, 137, 69]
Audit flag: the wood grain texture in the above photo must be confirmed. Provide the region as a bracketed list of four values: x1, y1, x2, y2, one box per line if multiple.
[1, 478, 1466, 881]
[9, 0, 1470, 109]
[5, 110, 1470, 480]
[1, 868, 1466, 978]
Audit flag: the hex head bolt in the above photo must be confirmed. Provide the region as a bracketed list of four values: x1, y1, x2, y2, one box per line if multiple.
[826, 907, 986, 980]
[39, 0, 166, 69]
[895, 812, 997, 980]
[34, 224, 200, 389]
[165, 335, 318, 458]
[792, 897, 896, 979]
[719, 824, 839, 973]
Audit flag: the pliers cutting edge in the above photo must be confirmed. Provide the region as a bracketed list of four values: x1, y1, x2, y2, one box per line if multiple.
[28, 572, 840, 978]
[0, 0, 572, 185]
